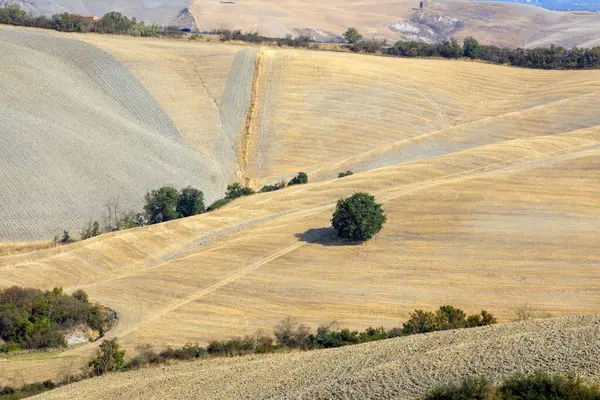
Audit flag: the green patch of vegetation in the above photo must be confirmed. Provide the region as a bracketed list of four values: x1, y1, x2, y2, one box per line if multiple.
[0, 380, 56, 400]
[288, 172, 308, 186]
[331, 192, 386, 241]
[225, 183, 255, 200]
[425, 372, 600, 400]
[259, 180, 287, 193]
[337, 171, 353, 178]
[0, 5, 182, 37]
[0, 287, 108, 352]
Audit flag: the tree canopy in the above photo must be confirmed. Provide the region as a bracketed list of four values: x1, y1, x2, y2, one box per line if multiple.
[331, 193, 386, 241]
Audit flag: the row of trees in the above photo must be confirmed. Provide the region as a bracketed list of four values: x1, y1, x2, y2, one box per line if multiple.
[87, 305, 496, 375]
[0, 4, 180, 37]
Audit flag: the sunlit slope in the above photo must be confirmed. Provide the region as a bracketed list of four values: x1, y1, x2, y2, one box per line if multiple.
[1, 129, 598, 384]
[246, 48, 600, 185]
[77, 35, 256, 182]
[0, 27, 225, 240]
[36, 314, 600, 400]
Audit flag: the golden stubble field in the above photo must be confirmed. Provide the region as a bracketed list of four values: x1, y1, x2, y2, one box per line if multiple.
[0, 30, 599, 388]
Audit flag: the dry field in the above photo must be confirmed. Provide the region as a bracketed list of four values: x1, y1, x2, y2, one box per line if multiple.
[0, 27, 599, 391]
[35, 314, 600, 399]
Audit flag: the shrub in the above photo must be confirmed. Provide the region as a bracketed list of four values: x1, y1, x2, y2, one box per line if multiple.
[259, 180, 287, 193]
[288, 172, 308, 186]
[206, 198, 232, 211]
[331, 193, 386, 241]
[425, 377, 493, 400]
[499, 371, 600, 400]
[351, 41, 382, 54]
[144, 186, 180, 224]
[463, 36, 480, 59]
[402, 310, 439, 334]
[436, 305, 467, 330]
[89, 338, 125, 376]
[273, 317, 311, 349]
[176, 186, 205, 217]
[338, 171, 353, 178]
[343, 28, 363, 44]
[466, 310, 497, 327]
[225, 183, 255, 200]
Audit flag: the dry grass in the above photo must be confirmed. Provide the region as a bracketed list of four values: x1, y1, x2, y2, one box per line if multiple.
[34, 314, 600, 399]
[0, 29, 598, 389]
[0, 241, 54, 257]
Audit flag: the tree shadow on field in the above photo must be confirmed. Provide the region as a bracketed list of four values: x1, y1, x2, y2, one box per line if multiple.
[295, 227, 361, 247]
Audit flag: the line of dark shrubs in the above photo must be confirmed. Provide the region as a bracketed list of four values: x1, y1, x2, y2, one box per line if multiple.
[212, 29, 313, 48]
[0, 287, 109, 352]
[0, 380, 56, 400]
[425, 372, 600, 400]
[99, 305, 496, 371]
[0, 4, 181, 37]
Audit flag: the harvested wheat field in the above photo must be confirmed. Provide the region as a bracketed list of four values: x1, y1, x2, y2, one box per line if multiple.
[35, 314, 600, 399]
[0, 26, 599, 391]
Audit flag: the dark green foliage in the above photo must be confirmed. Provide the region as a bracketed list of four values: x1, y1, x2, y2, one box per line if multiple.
[176, 186, 205, 217]
[0, 287, 105, 351]
[350, 41, 382, 54]
[259, 180, 287, 193]
[463, 36, 480, 59]
[466, 310, 497, 327]
[425, 377, 493, 400]
[499, 372, 600, 400]
[207, 334, 276, 356]
[402, 310, 439, 334]
[144, 186, 180, 224]
[436, 305, 467, 330]
[206, 198, 232, 212]
[288, 172, 308, 186]
[425, 372, 600, 400]
[60, 230, 73, 244]
[215, 29, 312, 48]
[402, 306, 496, 334]
[0, 380, 56, 400]
[80, 220, 101, 240]
[89, 338, 125, 376]
[225, 183, 255, 200]
[338, 171, 354, 178]
[331, 193, 386, 241]
[343, 28, 363, 44]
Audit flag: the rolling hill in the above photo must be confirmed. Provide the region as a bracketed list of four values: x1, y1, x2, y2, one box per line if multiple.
[0, 26, 598, 390]
[35, 314, 600, 399]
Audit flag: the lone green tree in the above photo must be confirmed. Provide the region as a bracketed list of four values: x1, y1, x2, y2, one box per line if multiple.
[89, 338, 125, 376]
[331, 193, 386, 241]
[176, 186, 205, 217]
[343, 28, 363, 44]
[144, 186, 180, 224]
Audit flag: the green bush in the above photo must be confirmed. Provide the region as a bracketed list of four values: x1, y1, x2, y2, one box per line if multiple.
[0, 286, 105, 351]
[177, 186, 205, 217]
[273, 317, 311, 349]
[89, 338, 125, 376]
[207, 198, 232, 212]
[225, 183, 255, 200]
[331, 192, 386, 241]
[338, 171, 353, 178]
[259, 180, 287, 193]
[425, 377, 493, 400]
[343, 28, 363, 44]
[499, 371, 600, 400]
[288, 172, 308, 186]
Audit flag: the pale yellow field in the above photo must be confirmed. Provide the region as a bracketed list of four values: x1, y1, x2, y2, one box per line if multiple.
[0, 33, 599, 389]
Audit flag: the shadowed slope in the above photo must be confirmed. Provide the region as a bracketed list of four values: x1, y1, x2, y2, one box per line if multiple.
[0, 27, 221, 240]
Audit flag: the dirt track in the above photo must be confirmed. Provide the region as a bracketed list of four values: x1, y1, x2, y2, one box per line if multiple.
[35, 314, 600, 400]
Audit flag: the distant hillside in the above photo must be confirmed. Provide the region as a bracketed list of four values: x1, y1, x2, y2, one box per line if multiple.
[485, 0, 600, 12]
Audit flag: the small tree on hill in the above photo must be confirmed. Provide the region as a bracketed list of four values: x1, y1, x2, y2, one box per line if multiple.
[144, 186, 180, 224]
[176, 186, 205, 217]
[89, 338, 125, 376]
[331, 193, 386, 241]
[288, 172, 308, 186]
[343, 28, 363, 44]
